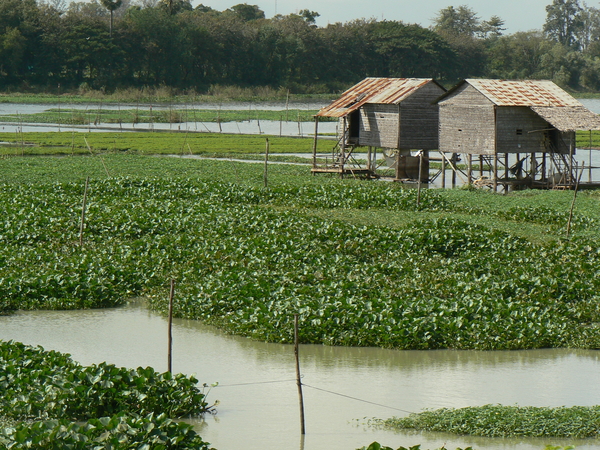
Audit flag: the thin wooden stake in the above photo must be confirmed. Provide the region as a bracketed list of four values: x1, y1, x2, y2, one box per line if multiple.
[264, 138, 270, 188]
[566, 162, 585, 238]
[79, 176, 89, 246]
[312, 118, 319, 169]
[417, 151, 423, 208]
[168, 279, 175, 373]
[294, 314, 306, 435]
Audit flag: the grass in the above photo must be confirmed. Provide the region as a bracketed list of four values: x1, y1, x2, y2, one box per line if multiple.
[0, 131, 321, 157]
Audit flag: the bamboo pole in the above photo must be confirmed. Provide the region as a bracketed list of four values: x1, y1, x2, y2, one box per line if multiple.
[79, 176, 89, 247]
[294, 314, 306, 435]
[168, 279, 175, 373]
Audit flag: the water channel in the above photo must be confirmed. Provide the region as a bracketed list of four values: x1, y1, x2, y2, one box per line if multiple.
[1, 301, 599, 450]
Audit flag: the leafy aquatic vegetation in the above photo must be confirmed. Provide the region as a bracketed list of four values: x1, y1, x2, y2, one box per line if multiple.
[358, 444, 472, 450]
[0, 131, 319, 157]
[0, 108, 330, 126]
[0, 154, 600, 350]
[0, 413, 212, 450]
[372, 404, 600, 438]
[0, 340, 209, 420]
[0, 340, 212, 449]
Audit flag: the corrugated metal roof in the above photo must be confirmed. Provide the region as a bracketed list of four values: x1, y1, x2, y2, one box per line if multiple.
[317, 78, 437, 118]
[465, 79, 583, 107]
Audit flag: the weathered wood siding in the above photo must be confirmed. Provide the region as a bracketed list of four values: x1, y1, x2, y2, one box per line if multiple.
[399, 82, 445, 150]
[438, 84, 496, 155]
[496, 107, 549, 153]
[358, 104, 399, 148]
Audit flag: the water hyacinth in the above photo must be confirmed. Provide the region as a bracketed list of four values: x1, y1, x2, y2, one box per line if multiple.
[0, 155, 599, 351]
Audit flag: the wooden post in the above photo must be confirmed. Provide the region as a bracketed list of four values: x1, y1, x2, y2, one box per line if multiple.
[294, 314, 306, 435]
[417, 151, 423, 208]
[493, 153, 498, 192]
[451, 154, 457, 188]
[264, 138, 270, 188]
[441, 152, 446, 189]
[504, 153, 509, 194]
[340, 117, 347, 179]
[589, 130, 593, 183]
[569, 133, 575, 184]
[312, 118, 319, 169]
[367, 146, 372, 172]
[566, 162, 585, 238]
[395, 151, 400, 182]
[79, 176, 89, 247]
[542, 153, 547, 184]
[168, 279, 175, 374]
[479, 155, 484, 178]
[467, 154, 472, 186]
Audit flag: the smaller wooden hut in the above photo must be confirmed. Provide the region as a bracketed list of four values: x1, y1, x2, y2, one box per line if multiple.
[436, 79, 600, 190]
[312, 77, 446, 180]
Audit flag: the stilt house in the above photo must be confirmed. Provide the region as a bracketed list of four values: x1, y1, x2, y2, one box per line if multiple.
[435, 79, 600, 189]
[312, 77, 446, 179]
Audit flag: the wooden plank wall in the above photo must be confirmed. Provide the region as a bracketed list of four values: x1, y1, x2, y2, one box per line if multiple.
[359, 104, 399, 148]
[399, 82, 445, 150]
[496, 107, 569, 154]
[438, 84, 496, 155]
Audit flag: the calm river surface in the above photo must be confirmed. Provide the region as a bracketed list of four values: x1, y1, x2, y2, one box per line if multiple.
[1, 301, 599, 450]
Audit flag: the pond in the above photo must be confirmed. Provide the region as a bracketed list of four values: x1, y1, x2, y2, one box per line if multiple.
[0, 101, 337, 137]
[0, 301, 599, 450]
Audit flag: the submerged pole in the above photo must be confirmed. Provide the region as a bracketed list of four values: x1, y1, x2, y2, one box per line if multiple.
[294, 314, 306, 435]
[168, 279, 175, 373]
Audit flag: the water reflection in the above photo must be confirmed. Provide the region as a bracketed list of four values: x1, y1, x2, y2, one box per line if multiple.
[0, 301, 599, 450]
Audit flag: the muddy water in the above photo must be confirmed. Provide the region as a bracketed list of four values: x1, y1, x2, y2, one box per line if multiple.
[0, 301, 599, 450]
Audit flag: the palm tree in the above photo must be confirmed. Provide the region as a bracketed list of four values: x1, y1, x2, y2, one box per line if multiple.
[100, 0, 122, 37]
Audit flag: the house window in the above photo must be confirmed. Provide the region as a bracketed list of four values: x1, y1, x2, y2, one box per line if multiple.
[516, 129, 523, 135]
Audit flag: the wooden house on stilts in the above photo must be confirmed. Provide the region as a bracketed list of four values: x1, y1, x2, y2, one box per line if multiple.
[312, 77, 446, 180]
[435, 79, 600, 190]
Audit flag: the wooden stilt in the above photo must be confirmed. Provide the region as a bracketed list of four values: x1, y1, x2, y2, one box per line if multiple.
[451, 153, 457, 188]
[493, 153, 498, 192]
[312, 117, 319, 171]
[441, 151, 446, 189]
[467, 154, 472, 186]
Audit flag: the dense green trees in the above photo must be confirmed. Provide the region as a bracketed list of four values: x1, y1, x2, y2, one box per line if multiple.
[0, 0, 600, 93]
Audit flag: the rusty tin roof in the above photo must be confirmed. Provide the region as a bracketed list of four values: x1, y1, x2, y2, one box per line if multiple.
[317, 78, 440, 118]
[442, 79, 583, 107]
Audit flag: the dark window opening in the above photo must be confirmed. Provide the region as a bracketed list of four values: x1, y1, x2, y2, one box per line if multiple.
[349, 110, 360, 139]
[516, 129, 523, 135]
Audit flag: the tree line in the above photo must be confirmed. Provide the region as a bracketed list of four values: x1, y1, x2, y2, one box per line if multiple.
[1, 0, 599, 93]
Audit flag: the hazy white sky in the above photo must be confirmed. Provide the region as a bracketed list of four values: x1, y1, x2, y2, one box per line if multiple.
[194, 0, 600, 33]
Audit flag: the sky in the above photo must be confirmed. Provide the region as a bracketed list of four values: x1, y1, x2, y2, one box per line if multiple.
[190, 0, 575, 33]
